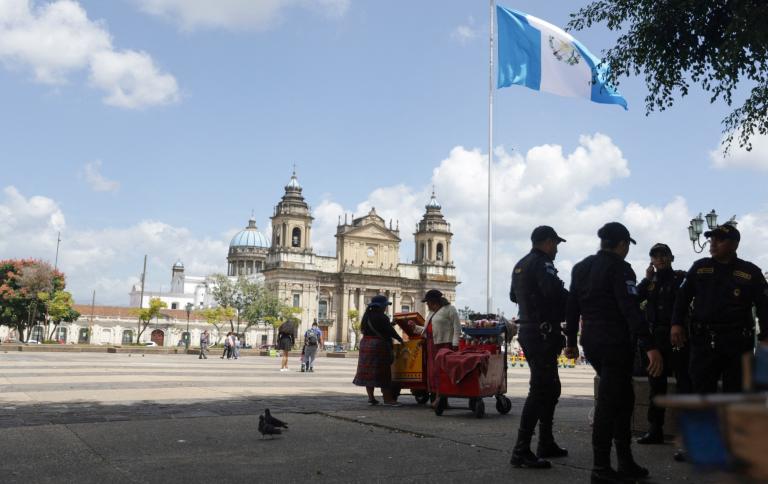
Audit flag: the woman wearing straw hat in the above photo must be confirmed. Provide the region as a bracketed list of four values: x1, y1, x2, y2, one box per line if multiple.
[352, 295, 404, 406]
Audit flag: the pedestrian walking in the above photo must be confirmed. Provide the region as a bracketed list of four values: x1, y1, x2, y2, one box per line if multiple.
[636, 243, 691, 445]
[277, 321, 296, 372]
[199, 329, 209, 359]
[233, 334, 241, 360]
[352, 295, 403, 405]
[221, 331, 233, 359]
[672, 224, 768, 394]
[302, 322, 322, 372]
[565, 222, 663, 483]
[509, 226, 569, 469]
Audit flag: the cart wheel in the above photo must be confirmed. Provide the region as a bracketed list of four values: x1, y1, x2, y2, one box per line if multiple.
[468, 398, 477, 411]
[496, 396, 512, 415]
[414, 392, 429, 405]
[473, 399, 485, 418]
[434, 396, 447, 416]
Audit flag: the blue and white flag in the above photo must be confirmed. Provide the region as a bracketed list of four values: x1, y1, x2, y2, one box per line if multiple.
[496, 5, 627, 110]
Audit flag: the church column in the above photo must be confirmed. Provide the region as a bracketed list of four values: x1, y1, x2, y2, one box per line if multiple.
[357, 289, 364, 314]
[428, 239, 433, 261]
[339, 288, 349, 344]
[447, 241, 451, 264]
[392, 291, 400, 314]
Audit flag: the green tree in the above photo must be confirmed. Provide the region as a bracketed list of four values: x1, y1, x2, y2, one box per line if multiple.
[209, 274, 260, 332]
[348, 309, 360, 350]
[45, 291, 80, 341]
[568, 1, 768, 152]
[133, 298, 167, 344]
[0, 259, 64, 342]
[241, 285, 282, 334]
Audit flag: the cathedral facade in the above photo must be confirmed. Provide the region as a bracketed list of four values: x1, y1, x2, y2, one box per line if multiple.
[263, 172, 458, 344]
[128, 171, 459, 346]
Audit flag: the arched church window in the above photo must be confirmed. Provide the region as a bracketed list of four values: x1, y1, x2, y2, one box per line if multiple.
[420, 243, 426, 260]
[436, 243, 444, 261]
[292, 227, 302, 247]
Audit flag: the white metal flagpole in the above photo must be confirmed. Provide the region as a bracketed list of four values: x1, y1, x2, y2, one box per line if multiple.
[487, 0, 495, 314]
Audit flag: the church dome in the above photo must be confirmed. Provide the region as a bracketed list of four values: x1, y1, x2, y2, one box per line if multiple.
[230, 218, 269, 248]
[426, 189, 442, 210]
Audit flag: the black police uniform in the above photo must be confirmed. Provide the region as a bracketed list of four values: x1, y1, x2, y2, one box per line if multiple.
[566, 250, 655, 474]
[672, 256, 768, 393]
[510, 248, 568, 456]
[637, 267, 691, 435]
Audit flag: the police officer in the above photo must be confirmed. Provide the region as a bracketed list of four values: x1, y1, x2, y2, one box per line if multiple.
[636, 243, 692, 445]
[671, 224, 768, 394]
[509, 226, 569, 469]
[565, 222, 663, 483]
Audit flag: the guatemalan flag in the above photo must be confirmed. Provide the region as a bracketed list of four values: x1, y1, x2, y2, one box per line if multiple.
[496, 5, 627, 110]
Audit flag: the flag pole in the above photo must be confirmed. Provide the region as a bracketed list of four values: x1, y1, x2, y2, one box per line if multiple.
[486, 0, 495, 314]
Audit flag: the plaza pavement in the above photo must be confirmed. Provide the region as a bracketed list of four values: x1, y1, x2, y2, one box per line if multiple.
[0, 352, 723, 483]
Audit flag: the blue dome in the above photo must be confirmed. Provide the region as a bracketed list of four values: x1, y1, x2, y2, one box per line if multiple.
[230, 219, 269, 248]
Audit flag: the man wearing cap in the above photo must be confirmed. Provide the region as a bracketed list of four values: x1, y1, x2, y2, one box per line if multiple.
[565, 222, 663, 483]
[672, 223, 768, 395]
[636, 243, 691, 445]
[509, 226, 569, 470]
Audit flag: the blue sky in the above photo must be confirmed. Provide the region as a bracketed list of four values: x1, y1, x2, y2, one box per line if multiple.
[1, 0, 766, 313]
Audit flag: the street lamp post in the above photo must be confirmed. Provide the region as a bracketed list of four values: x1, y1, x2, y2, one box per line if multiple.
[185, 302, 193, 351]
[687, 209, 738, 253]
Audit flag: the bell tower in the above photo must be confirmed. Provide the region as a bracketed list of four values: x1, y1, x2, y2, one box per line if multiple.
[414, 189, 452, 265]
[270, 169, 313, 253]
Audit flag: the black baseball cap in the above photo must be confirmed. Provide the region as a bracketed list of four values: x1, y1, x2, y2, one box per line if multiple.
[649, 243, 673, 257]
[531, 225, 566, 244]
[704, 224, 740, 242]
[597, 222, 636, 244]
[421, 289, 444, 302]
[368, 295, 392, 308]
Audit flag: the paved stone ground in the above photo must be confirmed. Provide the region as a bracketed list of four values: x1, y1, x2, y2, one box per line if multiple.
[0, 352, 727, 483]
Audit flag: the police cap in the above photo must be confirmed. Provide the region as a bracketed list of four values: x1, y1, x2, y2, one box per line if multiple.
[531, 225, 566, 244]
[649, 243, 673, 257]
[704, 224, 740, 242]
[598, 222, 636, 244]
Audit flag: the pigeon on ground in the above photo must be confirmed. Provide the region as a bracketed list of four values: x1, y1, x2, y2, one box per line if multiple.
[264, 408, 288, 430]
[258, 415, 282, 438]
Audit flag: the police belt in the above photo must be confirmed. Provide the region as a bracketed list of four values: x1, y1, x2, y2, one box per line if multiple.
[694, 321, 754, 334]
[517, 320, 561, 333]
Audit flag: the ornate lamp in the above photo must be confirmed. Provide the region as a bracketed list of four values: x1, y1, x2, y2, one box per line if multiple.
[689, 209, 736, 253]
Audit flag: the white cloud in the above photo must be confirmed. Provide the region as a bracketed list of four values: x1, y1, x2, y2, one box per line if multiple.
[0, 186, 227, 305]
[0, 0, 178, 108]
[4, 133, 765, 312]
[82, 160, 120, 192]
[310, 134, 766, 314]
[451, 17, 479, 44]
[133, 0, 350, 31]
[710, 132, 768, 171]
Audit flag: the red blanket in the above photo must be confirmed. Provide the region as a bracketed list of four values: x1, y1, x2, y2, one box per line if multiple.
[434, 348, 490, 384]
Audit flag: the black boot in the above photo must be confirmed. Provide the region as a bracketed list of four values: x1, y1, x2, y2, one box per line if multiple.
[615, 441, 649, 479]
[591, 446, 621, 484]
[537, 440, 568, 458]
[636, 425, 663, 445]
[511, 431, 551, 469]
[537, 421, 568, 458]
[591, 467, 623, 484]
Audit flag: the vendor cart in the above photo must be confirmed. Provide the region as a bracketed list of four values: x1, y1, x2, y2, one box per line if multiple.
[433, 318, 512, 418]
[390, 312, 430, 404]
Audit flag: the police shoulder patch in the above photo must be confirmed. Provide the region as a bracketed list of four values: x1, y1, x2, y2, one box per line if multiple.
[626, 280, 638, 295]
[734, 270, 752, 280]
